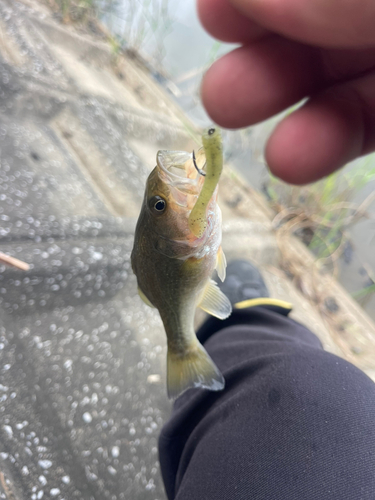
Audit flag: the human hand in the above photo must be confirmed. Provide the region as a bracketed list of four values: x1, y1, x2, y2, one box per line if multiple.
[198, 0, 375, 184]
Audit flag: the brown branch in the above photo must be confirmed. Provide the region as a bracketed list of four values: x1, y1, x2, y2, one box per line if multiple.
[0, 252, 30, 271]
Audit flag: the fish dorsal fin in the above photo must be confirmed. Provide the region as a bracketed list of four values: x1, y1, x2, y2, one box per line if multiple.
[198, 280, 232, 320]
[138, 287, 155, 308]
[216, 246, 227, 282]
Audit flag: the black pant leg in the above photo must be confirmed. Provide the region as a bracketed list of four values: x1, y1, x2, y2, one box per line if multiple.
[159, 307, 375, 500]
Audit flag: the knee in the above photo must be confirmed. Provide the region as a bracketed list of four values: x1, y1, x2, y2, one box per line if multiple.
[261, 347, 375, 436]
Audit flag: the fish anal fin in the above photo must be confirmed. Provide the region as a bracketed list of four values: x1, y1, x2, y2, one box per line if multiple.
[138, 287, 155, 308]
[198, 280, 232, 320]
[167, 340, 225, 399]
[216, 246, 227, 282]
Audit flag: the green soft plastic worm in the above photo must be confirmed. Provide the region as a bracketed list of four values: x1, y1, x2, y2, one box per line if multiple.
[188, 127, 223, 238]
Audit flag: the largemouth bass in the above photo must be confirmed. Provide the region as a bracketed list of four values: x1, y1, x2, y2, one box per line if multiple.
[131, 127, 231, 398]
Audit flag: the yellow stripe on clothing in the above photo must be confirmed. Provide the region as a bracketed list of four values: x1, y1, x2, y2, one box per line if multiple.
[234, 298, 293, 311]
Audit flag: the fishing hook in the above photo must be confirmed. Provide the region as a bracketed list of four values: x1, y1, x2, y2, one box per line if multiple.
[192, 150, 206, 177]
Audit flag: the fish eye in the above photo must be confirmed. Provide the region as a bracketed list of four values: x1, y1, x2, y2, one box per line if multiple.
[149, 196, 167, 214]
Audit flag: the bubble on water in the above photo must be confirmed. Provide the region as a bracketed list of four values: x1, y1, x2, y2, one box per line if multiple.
[85, 465, 98, 481]
[111, 446, 120, 458]
[91, 251, 103, 261]
[82, 412, 92, 423]
[63, 359, 73, 371]
[38, 460, 52, 469]
[3, 425, 13, 437]
[145, 479, 155, 491]
[16, 420, 28, 429]
[107, 465, 117, 475]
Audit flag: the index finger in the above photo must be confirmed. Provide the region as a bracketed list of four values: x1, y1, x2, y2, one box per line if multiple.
[229, 0, 375, 48]
[198, 0, 268, 43]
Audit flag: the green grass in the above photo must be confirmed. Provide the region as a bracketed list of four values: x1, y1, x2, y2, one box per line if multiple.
[352, 283, 375, 300]
[264, 153, 375, 302]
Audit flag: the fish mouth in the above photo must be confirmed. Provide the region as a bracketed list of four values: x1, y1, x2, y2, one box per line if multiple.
[156, 149, 206, 198]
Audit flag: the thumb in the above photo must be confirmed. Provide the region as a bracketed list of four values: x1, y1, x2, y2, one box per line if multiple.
[229, 0, 375, 48]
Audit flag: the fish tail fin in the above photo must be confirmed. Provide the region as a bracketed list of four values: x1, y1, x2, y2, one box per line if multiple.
[167, 340, 225, 399]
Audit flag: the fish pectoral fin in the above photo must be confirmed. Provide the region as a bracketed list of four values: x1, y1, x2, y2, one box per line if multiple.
[137, 287, 155, 308]
[167, 340, 225, 399]
[198, 280, 232, 320]
[216, 246, 227, 282]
